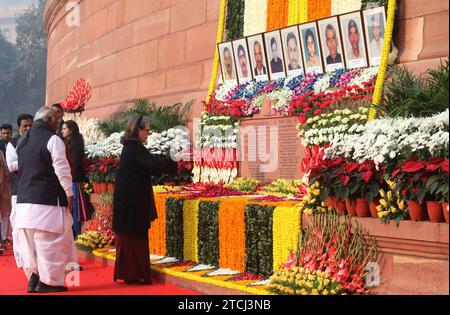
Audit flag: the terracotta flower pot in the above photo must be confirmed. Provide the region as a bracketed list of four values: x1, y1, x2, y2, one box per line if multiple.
[426, 201, 444, 223]
[326, 197, 335, 210]
[334, 199, 347, 215]
[369, 199, 380, 219]
[442, 202, 449, 224]
[407, 200, 427, 221]
[345, 199, 357, 217]
[93, 182, 100, 194]
[100, 182, 108, 194]
[107, 183, 115, 193]
[355, 198, 370, 217]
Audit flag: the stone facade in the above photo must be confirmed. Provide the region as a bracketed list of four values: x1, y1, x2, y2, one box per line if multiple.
[44, 0, 220, 119]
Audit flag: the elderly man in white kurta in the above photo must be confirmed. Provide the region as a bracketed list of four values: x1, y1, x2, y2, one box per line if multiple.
[15, 106, 76, 293]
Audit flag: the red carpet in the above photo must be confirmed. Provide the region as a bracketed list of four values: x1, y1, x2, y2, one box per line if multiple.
[0, 248, 199, 295]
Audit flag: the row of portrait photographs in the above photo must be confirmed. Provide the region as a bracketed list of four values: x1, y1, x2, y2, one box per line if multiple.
[219, 7, 386, 84]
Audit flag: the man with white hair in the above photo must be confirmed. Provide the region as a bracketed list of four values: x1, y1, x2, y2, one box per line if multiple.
[369, 14, 384, 58]
[15, 106, 76, 293]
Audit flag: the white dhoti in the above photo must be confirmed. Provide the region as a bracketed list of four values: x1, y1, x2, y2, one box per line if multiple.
[17, 209, 76, 286]
[9, 196, 23, 268]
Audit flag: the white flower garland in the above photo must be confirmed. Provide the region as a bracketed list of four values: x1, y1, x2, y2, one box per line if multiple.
[270, 89, 293, 115]
[331, 0, 362, 15]
[151, 257, 179, 265]
[187, 264, 216, 272]
[243, 0, 267, 37]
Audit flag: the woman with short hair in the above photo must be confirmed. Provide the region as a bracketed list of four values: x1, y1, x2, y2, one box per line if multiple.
[113, 115, 178, 285]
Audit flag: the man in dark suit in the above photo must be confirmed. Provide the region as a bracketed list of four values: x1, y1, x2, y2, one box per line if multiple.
[270, 37, 284, 73]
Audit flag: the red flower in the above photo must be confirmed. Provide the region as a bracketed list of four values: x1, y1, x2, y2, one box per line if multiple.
[298, 115, 307, 124]
[402, 159, 427, 173]
[363, 170, 374, 183]
[314, 109, 322, 115]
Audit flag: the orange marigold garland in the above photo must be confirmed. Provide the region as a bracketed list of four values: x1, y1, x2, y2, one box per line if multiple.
[218, 198, 248, 272]
[307, 0, 331, 21]
[149, 193, 170, 256]
[266, 0, 289, 31]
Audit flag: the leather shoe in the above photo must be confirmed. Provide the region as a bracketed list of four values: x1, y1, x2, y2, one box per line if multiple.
[35, 281, 68, 293]
[28, 273, 40, 293]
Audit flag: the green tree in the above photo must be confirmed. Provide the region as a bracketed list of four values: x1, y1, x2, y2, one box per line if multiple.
[15, 0, 47, 107]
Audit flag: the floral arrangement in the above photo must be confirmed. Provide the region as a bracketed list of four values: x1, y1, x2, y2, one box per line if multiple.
[76, 231, 111, 252]
[84, 193, 115, 246]
[225, 177, 262, 193]
[62, 79, 92, 113]
[193, 113, 239, 184]
[260, 179, 304, 197]
[225, 0, 245, 41]
[299, 182, 331, 216]
[145, 128, 190, 156]
[290, 80, 375, 123]
[274, 214, 378, 295]
[298, 106, 369, 146]
[87, 157, 119, 184]
[86, 132, 123, 159]
[325, 110, 449, 166]
[64, 115, 103, 146]
[184, 182, 248, 199]
[376, 184, 408, 223]
[269, 268, 342, 295]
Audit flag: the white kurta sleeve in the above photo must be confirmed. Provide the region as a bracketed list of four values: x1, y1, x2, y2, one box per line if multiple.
[6, 142, 18, 172]
[47, 135, 73, 198]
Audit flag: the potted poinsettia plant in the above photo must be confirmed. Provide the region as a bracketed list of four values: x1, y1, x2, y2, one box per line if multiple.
[392, 158, 429, 221]
[424, 158, 449, 223]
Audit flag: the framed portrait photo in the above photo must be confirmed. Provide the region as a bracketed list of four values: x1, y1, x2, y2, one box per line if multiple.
[232, 38, 253, 84]
[280, 26, 304, 77]
[318, 17, 345, 72]
[247, 34, 269, 81]
[363, 6, 387, 66]
[218, 42, 237, 83]
[339, 12, 368, 69]
[263, 30, 286, 80]
[299, 22, 324, 74]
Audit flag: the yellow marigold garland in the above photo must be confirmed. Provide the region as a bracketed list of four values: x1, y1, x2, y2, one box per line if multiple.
[298, 0, 308, 23]
[206, 0, 227, 103]
[183, 200, 200, 261]
[272, 206, 302, 270]
[288, 0, 300, 25]
[369, 0, 396, 120]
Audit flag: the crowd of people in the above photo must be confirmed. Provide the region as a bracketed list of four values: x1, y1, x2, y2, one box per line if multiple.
[0, 104, 92, 293]
[0, 104, 178, 293]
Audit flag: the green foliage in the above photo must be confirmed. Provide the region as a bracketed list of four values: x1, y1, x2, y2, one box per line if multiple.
[197, 201, 220, 266]
[381, 61, 449, 118]
[97, 115, 128, 137]
[245, 204, 275, 277]
[225, 0, 245, 41]
[165, 198, 184, 260]
[97, 99, 194, 136]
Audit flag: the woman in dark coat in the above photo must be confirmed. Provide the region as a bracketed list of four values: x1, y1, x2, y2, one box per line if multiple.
[62, 120, 92, 237]
[113, 115, 178, 285]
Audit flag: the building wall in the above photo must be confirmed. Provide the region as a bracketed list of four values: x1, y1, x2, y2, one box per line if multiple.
[44, 0, 220, 119]
[44, 0, 449, 181]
